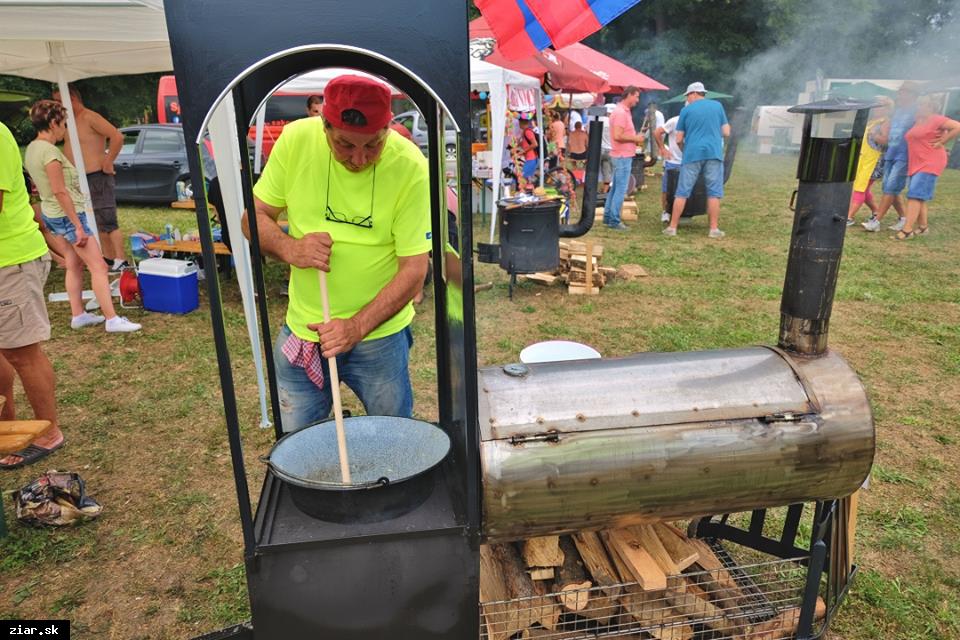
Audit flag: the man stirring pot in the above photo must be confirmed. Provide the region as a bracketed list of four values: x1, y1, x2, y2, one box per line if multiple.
[244, 75, 430, 432]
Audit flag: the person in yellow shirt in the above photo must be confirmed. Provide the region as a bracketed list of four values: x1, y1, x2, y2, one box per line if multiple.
[246, 75, 431, 432]
[847, 97, 893, 225]
[0, 121, 65, 469]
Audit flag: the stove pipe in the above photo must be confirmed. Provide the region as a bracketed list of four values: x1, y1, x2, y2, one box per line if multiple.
[778, 99, 877, 356]
[558, 117, 602, 238]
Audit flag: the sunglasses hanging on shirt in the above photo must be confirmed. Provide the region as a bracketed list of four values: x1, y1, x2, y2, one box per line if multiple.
[324, 150, 375, 228]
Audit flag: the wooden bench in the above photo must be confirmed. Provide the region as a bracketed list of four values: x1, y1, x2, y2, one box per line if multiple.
[145, 239, 233, 275]
[145, 239, 231, 256]
[0, 418, 52, 538]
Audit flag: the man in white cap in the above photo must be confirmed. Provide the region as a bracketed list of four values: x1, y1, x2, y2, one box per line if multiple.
[663, 82, 730, 239]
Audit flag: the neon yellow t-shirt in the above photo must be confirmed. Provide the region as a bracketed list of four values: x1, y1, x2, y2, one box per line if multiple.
[0, 123, 48, 268]
[253, 117, 431, 342]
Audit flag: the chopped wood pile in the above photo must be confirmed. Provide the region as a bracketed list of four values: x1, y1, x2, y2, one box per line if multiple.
[520, 241, 616, 295]
[595, 199, 639, 222]
[480, 524, 826, 640]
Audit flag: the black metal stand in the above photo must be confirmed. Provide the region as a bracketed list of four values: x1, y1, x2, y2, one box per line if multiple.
[163, 2, 480, 638]
[692, 500, 856, 640]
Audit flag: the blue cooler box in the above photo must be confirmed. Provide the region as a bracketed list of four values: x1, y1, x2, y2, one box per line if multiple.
[138, 258, 199, 314]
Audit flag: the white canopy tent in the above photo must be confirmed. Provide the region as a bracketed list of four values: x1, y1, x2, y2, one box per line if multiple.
[0, 0, 273, 429]
[0, 0, 174, 240]
[468, 58, 540, 243]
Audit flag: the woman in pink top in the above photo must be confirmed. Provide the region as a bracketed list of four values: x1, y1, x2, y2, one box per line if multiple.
[895, 96, 960, 239]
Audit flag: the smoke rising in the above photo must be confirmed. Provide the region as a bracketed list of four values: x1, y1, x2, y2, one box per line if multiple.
[733, 0, 959, 109]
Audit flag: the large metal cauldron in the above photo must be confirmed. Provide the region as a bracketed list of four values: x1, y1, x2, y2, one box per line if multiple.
[267, 416, 450, 524]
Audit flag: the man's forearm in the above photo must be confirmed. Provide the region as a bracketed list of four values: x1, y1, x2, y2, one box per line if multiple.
[242, 210, 293, 262]
[106, 136, 122, 163]
[351, 257, 427, 339]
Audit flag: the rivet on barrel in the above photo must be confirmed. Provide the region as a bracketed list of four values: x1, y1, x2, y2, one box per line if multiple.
[576, 413, 586, 422]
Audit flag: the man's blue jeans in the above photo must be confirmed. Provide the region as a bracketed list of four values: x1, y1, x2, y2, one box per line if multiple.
[603, 156, 633, 226]
[273, 324, 414, 433]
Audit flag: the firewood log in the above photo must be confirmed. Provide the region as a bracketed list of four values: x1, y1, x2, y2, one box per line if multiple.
[522, 536, 564, 568]
[568, 532, 621, 623]
[604, 534, 684, 639]
[528, 568, 555, 581]
[629, 525, 681, 576]
[480, 544, 538, 640]
[665, 588, 742, 636]
[555, 536, 593, 611]
[601, 529, 668, 590]
[529, 577, 561, 630]
[572, 531, 622, 597]
[736, 596, 827, 640]
[480, 545, 519, 640]
[652, 523, 699, 571]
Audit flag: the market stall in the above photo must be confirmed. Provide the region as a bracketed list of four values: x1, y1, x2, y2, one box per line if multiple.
[469, 58, 541, 239]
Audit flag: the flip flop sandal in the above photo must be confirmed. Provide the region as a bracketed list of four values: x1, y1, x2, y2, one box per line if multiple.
[893, 230, 916, 241]
[0, 440, 65, 470]
[916, 226, 929, 235]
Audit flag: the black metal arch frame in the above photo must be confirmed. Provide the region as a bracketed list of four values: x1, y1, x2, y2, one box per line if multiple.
[163, 7, 481, 637]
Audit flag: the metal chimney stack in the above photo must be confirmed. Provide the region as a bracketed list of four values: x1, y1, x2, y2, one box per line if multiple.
[779, 98, 879, 355]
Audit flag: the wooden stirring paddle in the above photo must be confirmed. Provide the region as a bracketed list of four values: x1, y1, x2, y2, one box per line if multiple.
[318, 269, 351, 484]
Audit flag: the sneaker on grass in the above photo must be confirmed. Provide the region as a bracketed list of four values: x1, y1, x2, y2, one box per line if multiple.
[660, 211, 670, 223]
[862, 217, 880, 232]
[846, 218, 856, 227]
[708, 228, 726, 239]
[662, 227, 677, 237]
[889, 217, 906, 231]
[105, 316, 142, 333]
[71, 312, 105, 329]
[109, 259, 131, 274]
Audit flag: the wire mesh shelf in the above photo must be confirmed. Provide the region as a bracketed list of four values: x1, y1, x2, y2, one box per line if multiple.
[480, 545, 826, 640]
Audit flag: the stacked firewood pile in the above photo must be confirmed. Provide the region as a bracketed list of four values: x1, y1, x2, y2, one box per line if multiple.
[520, 241, 616, 295]
[480, 524, 826, 640]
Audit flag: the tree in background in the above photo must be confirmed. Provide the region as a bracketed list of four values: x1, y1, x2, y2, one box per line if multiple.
[0, 73, 161, 144]
[586, 0, 956, 110]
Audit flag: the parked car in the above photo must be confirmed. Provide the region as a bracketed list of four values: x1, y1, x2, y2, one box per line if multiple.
[115, 124, 194, 204]
[391, 110, 459, 157]
[115, 124, 258, 204]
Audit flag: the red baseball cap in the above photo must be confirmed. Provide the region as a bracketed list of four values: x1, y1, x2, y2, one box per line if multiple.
[322, 75, 393, 134]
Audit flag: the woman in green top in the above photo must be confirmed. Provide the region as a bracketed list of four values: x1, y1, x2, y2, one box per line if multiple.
[23, 100, 140, 333]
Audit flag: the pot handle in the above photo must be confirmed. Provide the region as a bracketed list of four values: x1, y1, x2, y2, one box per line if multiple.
[258, 454, 270, 465]
[377, 477, 390, 487]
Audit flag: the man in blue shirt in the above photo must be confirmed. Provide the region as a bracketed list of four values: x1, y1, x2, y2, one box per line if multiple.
[664, 82, 730, 239]
[862, 80, 919, 232]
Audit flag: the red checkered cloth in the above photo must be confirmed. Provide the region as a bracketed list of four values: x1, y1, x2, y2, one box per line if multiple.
[281, 332, 325, 389]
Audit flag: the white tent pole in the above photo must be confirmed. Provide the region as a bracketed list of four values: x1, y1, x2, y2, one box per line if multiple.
[52, 44, 99, 245]
[254, 106, 266, 175]
[208, 94, 272, 430]
[537, 96, 544, 186]
[488, 80, 506, 244]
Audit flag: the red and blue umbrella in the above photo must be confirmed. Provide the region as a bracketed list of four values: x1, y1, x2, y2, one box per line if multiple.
[476, 0, 643, 60]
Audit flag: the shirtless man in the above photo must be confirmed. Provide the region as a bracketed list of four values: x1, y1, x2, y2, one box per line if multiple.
[54, 86, 127, 271]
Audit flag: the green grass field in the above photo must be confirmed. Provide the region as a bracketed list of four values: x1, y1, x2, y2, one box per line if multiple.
[0, 152, 958, 639]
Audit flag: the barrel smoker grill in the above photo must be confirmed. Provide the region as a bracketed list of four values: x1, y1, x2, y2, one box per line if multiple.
[165, 3, 876, 639]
